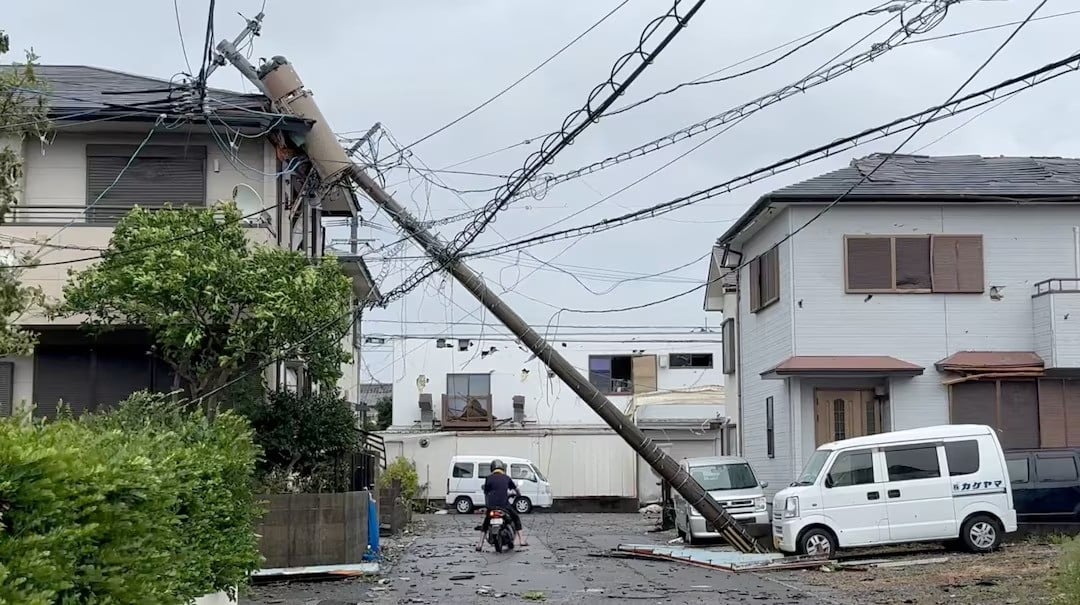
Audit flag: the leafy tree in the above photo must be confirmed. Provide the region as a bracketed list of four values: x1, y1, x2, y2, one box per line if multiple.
[374, 395, 393, 431]
[0, 31, 49, 356]
[58, 203, 355, 408]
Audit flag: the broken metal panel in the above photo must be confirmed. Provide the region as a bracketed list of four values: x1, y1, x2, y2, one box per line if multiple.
[613, 544, 827, 572]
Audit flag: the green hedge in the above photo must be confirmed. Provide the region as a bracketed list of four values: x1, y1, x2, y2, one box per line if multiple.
[0, 393, 263, 604]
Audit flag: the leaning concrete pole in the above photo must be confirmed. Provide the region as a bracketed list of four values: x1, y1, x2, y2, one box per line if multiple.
[254, 56, 762, 554]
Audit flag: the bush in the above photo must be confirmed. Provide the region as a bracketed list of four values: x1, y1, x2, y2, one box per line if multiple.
[379, 456, 421, 504]
[1057, 536, 1080, 604]
[0, 392, 262, 604]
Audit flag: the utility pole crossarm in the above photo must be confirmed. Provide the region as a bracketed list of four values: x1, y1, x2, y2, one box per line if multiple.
[235, 53, 764, 554]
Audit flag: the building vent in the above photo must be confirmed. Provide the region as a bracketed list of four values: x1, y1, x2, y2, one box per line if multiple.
[418, 393, 434, 430]
[512, 395, 525, 424]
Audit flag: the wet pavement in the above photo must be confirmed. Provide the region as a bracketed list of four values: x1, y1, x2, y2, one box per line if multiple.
[243, 512, 825, 604]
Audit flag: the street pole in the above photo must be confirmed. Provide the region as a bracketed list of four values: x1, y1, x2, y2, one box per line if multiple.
[245, 56, 762, 554]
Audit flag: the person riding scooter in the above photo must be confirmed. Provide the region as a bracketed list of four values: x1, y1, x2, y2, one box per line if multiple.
[475, 459, 528, 551]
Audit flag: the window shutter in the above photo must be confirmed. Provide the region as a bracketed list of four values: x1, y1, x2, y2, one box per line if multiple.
[765, 247, 780, 302]
[999, 380, 1039, 450]
[86, 144, 207, 223]
[721, 318, 735, 374]
[950, 381, 996, 426]
[894, 236, 932, 290]
[0, 362, 12, 417]
[748, 257, 761, 312]
[1039, 379, 1067, 448]
[845, 237, 893, 291]
[932, 235, 984, 293]
[33, 347, 93, 419]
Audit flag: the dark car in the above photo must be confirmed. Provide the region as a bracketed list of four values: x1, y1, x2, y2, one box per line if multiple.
[1005, 449, 1080, 522]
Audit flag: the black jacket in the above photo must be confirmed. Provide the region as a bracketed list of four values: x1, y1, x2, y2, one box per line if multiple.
[483, 471, 517, 510]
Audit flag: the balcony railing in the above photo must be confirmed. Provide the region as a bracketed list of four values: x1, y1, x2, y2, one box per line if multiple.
[4, 204, 273, 228]
[441, 394, 495, 430]
[1034, 278, 1080, 296]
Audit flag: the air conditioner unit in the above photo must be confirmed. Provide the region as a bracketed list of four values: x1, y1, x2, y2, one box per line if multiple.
[659, 354, 669, 369]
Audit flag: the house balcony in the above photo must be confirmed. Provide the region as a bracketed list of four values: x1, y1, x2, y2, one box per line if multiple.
[441, 394, 495, 430]
[1033, 278, 1080, 369]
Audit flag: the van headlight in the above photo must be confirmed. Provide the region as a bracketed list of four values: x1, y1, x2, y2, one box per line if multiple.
[783, 496, 800, 519]
[754, 497, 767, 512]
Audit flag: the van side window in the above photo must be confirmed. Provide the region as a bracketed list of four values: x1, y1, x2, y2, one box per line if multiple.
[885, 445, 941, 482]
[1036, 456, 1078, 482]
[1006, 458, 1029, 483]
[944, 440, 980, 476]
[452, 463, 474, 479]
[826, 450, 875, 488]
[511, 463, 536, 481]
[478, 465, 492, 479]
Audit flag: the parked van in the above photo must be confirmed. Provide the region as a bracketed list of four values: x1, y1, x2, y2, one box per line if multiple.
[673, 456, 769, 544]
[1005, 448, 1080, 522]
[772, 425, 1017, 556]
[446, 455, 553, 514]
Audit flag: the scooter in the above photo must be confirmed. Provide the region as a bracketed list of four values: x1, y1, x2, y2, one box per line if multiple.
[484, 507, 517, 553]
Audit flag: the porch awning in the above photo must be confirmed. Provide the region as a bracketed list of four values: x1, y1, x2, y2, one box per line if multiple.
[935, 351, 1044, 384]
[760, 355, 924, 379]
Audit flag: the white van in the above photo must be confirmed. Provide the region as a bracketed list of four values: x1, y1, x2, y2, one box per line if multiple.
[446, 455, 554, 514]
[773, 424, 1017, 556]
[673, 456, 769, 544]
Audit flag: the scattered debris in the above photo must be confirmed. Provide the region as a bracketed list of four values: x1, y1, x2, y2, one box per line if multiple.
[434, 509, 449, 515]
[639, 504, 663, 515]
[837, 556, 950, 570]
[449, 573, 476, 581]
[610, 544, 828, 572]
[251, 562, 379, 583]
[477, 586, 507, 597]
[522, 591, 546, 601]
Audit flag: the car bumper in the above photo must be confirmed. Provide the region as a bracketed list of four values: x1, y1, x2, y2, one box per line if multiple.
[689, 511, 769, 538]
[772, 520, 800, 553]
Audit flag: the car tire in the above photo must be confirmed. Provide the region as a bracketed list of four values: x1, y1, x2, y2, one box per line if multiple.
[798, 527, 837, 557]
[960, 515, 1001, 553]
[454, 496, 474, 514]
[514, 497, 533, 514]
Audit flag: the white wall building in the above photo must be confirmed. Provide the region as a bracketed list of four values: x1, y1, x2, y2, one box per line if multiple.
[381, 334, 731, 505]
[704, 154, 1080, 499]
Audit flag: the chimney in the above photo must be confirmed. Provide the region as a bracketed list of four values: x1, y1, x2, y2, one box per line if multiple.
[512, 395, 525, 424]
[418, 393, 434, 430]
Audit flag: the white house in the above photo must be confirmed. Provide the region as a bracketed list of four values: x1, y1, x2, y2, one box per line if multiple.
[0, 65, 376, 418]
[381, 333, 730, 506]
[704, 153, 1080, 498]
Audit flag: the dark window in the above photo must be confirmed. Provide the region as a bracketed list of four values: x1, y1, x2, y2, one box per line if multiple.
[766, 396, 775, 459]
[721, 319, 735, 374]
[452, 463, 474, 479]
[1036, 456, 1078, 482]
[511, 463, 536, 482]
[0, 361, 12, 417]
[85, 144, 208, 223]
[826, 450, 875, 487]
[478, 465, 492, 479]
[589, 355, 633, 394]
[844, 234, 983, 294]
[669, 353, 713, 369]
[748, 246, 780, 313]
[944, 440, 980, 476]
[885, 445, 941, 481]
[1006, 458, 1029, 483]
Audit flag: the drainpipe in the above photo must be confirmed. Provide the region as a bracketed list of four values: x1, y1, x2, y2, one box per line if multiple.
[1073, 226, 1079, 279]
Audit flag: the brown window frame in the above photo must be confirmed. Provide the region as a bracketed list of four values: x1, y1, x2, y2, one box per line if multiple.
[843, 234, 984, 294]
[721, 318, 735, 375]
[748, 246, 780, 313]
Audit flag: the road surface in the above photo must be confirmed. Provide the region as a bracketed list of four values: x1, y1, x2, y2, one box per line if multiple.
[243, 512, 825, 604]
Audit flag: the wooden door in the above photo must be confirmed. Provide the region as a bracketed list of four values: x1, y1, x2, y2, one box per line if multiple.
[632, 354, 658, 393]
[815, 389, 876, 446]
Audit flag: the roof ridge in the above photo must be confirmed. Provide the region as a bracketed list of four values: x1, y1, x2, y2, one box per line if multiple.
[37, 64, 263, 99]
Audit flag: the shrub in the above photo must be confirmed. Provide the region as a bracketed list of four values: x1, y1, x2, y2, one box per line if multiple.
[0, 392, 262, 604]
[379, 456, 421, 504]
[1057, 536, 1080, 604]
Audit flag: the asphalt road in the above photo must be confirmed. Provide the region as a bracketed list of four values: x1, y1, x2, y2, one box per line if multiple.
[243, 512, 826, 605]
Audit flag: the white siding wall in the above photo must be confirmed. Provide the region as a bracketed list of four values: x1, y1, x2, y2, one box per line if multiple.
[389, 336, 724, 428]
[1033, 291, 1080, 368]
[735, 208, 795, 494]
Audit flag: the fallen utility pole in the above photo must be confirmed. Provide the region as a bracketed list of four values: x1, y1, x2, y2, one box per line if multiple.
[242, 55, 762, 554]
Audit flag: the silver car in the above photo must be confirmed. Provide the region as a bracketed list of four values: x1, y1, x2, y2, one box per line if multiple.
[673, 456, 769, 544]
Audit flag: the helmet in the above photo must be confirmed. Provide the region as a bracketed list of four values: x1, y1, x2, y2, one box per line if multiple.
[490, 459, 506, 473]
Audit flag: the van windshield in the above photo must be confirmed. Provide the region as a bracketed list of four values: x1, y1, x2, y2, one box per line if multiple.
[795, 450, 832, 486]
[531, 465, 547, 482]
[689, 463, 758, 491]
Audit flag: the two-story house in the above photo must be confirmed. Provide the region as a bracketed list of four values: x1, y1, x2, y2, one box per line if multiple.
[704, 153, 1080, 495]
[0, 65, 376, 418]
[380, 333, 731, 508]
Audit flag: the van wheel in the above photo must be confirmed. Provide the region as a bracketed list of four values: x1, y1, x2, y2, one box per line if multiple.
[961, 515, 1001, 553]
[514, 497, 533, 514]
[798, 528, 837, 557]
[454, 497, 474, 514]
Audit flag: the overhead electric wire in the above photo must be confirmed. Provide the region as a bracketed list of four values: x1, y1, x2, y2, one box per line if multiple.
[195, 0, 217, 106]
[174, 0, 195, 76]
[538, 0, 1052, 317]
[382, 0, 631, 159]
[461, 46, 1080, 260]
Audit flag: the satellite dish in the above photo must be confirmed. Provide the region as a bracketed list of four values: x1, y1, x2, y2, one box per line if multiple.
[231, 183, 263, 215]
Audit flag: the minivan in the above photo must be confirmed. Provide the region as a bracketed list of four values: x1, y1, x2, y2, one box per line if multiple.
[773, 424, 1017, 556]
[673, 456, 769, 544]
[446, 455, 553, 514]
[1006, 448, 1080, 522]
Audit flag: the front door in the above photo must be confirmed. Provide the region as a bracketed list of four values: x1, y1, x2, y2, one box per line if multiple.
[821, 448, 888, 546]
[815, 389, 881, 446]
[883, 444, 956, 541]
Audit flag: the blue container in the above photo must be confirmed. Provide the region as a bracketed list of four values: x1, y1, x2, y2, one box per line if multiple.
[364, 492, 380, 561]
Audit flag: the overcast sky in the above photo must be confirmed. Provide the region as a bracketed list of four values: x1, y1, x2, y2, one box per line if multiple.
[6, 0, 1080, 383]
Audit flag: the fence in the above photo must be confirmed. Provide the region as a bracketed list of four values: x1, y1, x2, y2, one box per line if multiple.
[256, 491, 370, 569]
